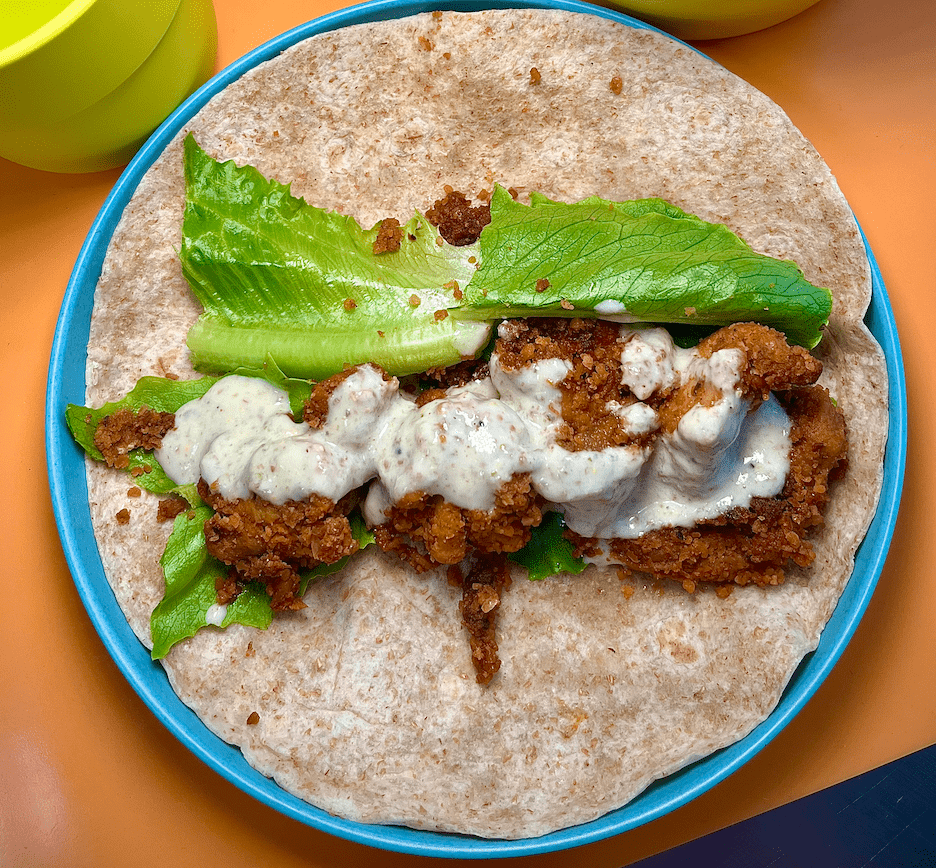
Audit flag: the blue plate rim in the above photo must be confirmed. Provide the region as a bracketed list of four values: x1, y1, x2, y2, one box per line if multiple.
[45, 0, 907, 858]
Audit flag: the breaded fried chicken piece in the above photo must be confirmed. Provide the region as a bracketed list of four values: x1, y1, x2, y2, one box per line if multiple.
[697, 322, 824, 401]
[657, 323, 824, 434]
[574, 384, 848, 588]
[94, 407, 175, 469]
[374, 475, 543, 571]
[496, 318, 653, 451]
[198, 480, 358, 610]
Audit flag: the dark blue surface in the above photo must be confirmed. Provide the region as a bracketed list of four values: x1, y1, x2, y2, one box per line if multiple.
[45, 0, 907, 858]
[634, 743, 936, 868]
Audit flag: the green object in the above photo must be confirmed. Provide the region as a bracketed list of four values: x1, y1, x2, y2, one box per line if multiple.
[180, 135, 491, 379]
[602, 0, 822, 41]
[508, 511, 586, 581]
[0, 0, 217, 172]
[455, 187, 832, 348]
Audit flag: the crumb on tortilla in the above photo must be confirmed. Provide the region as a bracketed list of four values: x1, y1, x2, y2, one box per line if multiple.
[115, 508, 130, 525]
[610, 76, 623, 95]
[530, 67, 541, 85]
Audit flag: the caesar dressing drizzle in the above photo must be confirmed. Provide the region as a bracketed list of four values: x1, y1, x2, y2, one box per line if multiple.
[156, 325, 791, 541]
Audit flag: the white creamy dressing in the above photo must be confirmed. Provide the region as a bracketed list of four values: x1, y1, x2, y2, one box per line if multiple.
[156, 324, 792, 541]
[619, 327, 678, 400]
[157, 367, 396, 505]
[205, 603, 228, 626]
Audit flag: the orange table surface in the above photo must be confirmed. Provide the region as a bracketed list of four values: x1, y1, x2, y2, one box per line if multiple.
[1, 0, 933, 865]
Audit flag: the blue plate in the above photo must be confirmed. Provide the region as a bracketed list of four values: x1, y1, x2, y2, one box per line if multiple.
[46, 0, 907, 857]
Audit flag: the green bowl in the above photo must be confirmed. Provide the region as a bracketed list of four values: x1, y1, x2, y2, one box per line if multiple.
[0, 0, 216, 172]
[605, 0, 823, 39]
[0, 0, 180, 125]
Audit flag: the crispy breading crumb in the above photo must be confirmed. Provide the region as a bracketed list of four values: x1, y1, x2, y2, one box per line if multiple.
[157, 497, 188, 523]
[373, 217, 403, 254]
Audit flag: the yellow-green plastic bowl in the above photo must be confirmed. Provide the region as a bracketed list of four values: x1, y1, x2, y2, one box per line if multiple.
[0, 0, 180, 126]
[604, 0, 823, 39]
[0, 0, 216, 173]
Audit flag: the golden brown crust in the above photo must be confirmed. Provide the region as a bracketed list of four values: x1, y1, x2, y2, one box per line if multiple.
[457, 554, 512, 685]
[197, 480, 359, 610]
[375, 475, 543, 570]
[372, 217, 403, 254]
[697, 322, 824, 400]
[657, 323, 824, 434]
[425, 187, 491, 246]
[496, 318, 654, 450]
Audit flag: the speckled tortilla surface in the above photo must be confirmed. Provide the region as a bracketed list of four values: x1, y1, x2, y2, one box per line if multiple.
[83, 10, 887, 838]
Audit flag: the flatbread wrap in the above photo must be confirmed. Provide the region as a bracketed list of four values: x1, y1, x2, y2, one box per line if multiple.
[76, 9, 887, 839]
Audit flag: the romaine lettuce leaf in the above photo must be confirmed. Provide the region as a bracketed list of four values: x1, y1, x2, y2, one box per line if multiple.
[180, 134, 490, 378]
[455, 186, 832, 348]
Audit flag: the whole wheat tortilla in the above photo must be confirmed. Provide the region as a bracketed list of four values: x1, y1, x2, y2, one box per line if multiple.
[83, 10, 887, 838]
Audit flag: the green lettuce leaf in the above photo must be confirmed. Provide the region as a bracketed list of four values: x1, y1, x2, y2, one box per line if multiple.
[151, 509, 376, 660]
[180, 134, 491, 378]
[455, 187, 832, 348]
[508, 511, 586, 581]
